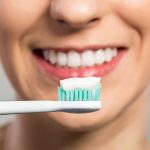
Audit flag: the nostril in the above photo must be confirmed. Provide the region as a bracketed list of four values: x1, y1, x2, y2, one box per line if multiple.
[57, 17, 100, 28]
[90, 18, 99, 23]
[88, 17, 100, 25]
[58, 19, 66, 24]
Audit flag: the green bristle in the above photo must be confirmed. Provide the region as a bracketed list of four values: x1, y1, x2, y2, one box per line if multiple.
[87, 89, 92, 100]
[75, 89, 79, 101]
[58, 84, 101, 101]
[61, 90, 66, 101]
[66, 91, 70, 101]
[83, 90, 88, 101]
[78, 89, 83, 101]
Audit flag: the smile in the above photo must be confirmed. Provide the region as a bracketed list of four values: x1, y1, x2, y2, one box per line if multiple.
[43, 48, 118, 67]
[32, 45, 128, 80]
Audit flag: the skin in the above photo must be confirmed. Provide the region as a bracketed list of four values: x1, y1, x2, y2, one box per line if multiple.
[0, 0, 150, 149]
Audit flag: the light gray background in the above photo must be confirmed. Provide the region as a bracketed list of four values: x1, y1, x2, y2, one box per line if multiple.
[0, 63, 150, 140]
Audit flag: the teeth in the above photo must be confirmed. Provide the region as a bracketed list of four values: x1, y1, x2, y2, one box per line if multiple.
[81, 50, 95, 67]
[68, 51, 81, 67]
[43, 48, 118, 67]
[57, 52, 67, 66]
[43, 51, 49, 61]
[49, 50, 57, 64]
[112, 48, 118, 57]
[105, 48, 114, 62]
[95, 49, 105, 65]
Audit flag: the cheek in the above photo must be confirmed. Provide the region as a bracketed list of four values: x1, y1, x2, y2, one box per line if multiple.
[143, 36, 150, 79]
[0, 0, 49, 36]
[114, 0, 150, 32]
[113, 0, 150, 79]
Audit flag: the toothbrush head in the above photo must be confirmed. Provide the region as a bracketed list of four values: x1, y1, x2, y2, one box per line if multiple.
[58, 85, 101, 101]
[57, 77, 102, 113]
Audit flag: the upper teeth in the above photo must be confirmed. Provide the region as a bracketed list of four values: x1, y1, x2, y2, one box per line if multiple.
[43, 48, 118, 68]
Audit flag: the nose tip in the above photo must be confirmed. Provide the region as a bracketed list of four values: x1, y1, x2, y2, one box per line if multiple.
[50, 0, 100, 29]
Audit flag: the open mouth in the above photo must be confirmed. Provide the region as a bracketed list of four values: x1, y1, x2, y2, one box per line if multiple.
[32, 46, 127, 79]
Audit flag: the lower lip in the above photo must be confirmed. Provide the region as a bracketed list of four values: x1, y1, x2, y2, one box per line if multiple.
[33, 50, 127, 80]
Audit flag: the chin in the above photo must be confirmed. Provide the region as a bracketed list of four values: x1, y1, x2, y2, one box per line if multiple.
[47, 112, 101, 132]
[46, 100, 118, 132]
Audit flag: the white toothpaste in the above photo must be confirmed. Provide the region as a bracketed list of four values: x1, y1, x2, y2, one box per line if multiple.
[60, 77, 101, 90]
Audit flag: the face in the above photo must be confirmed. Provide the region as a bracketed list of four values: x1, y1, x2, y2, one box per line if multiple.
[0, 0, 150, 131]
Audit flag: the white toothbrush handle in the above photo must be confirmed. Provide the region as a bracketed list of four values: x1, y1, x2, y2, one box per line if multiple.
[0, 101, 60, 115]
[0, 101, 101, 115]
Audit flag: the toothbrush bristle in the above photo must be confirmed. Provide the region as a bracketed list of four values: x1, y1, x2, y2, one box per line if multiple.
[58, 85, 100, 101]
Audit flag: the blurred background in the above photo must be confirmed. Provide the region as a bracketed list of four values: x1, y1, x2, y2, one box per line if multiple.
[0, 63, 150, 140]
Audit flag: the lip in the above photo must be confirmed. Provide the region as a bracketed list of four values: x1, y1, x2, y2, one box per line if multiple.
[32, 46, 128, 80]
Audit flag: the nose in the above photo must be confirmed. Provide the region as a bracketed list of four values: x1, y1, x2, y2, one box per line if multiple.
[50, 0, 100, 29]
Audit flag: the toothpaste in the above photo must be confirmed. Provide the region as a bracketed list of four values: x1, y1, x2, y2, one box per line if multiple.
[60, 77, 101, 90]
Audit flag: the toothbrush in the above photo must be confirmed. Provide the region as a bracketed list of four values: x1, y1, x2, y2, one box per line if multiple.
[0, 100, 101, 115]
[0, 77, 102, 115]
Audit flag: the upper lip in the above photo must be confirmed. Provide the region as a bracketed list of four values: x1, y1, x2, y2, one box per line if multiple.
[33, 44, 128, 53]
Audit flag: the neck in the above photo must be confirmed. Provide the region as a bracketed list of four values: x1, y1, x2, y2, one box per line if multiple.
[6, 92, 149, 150]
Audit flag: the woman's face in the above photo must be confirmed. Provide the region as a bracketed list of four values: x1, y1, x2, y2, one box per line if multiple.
[0, 0, 150, 131]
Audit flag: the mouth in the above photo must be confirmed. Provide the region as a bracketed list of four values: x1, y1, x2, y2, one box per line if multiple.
[32, 45, 128, 80]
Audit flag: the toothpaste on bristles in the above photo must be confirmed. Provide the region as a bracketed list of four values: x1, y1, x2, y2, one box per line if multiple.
[58, 77, 101, 101]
